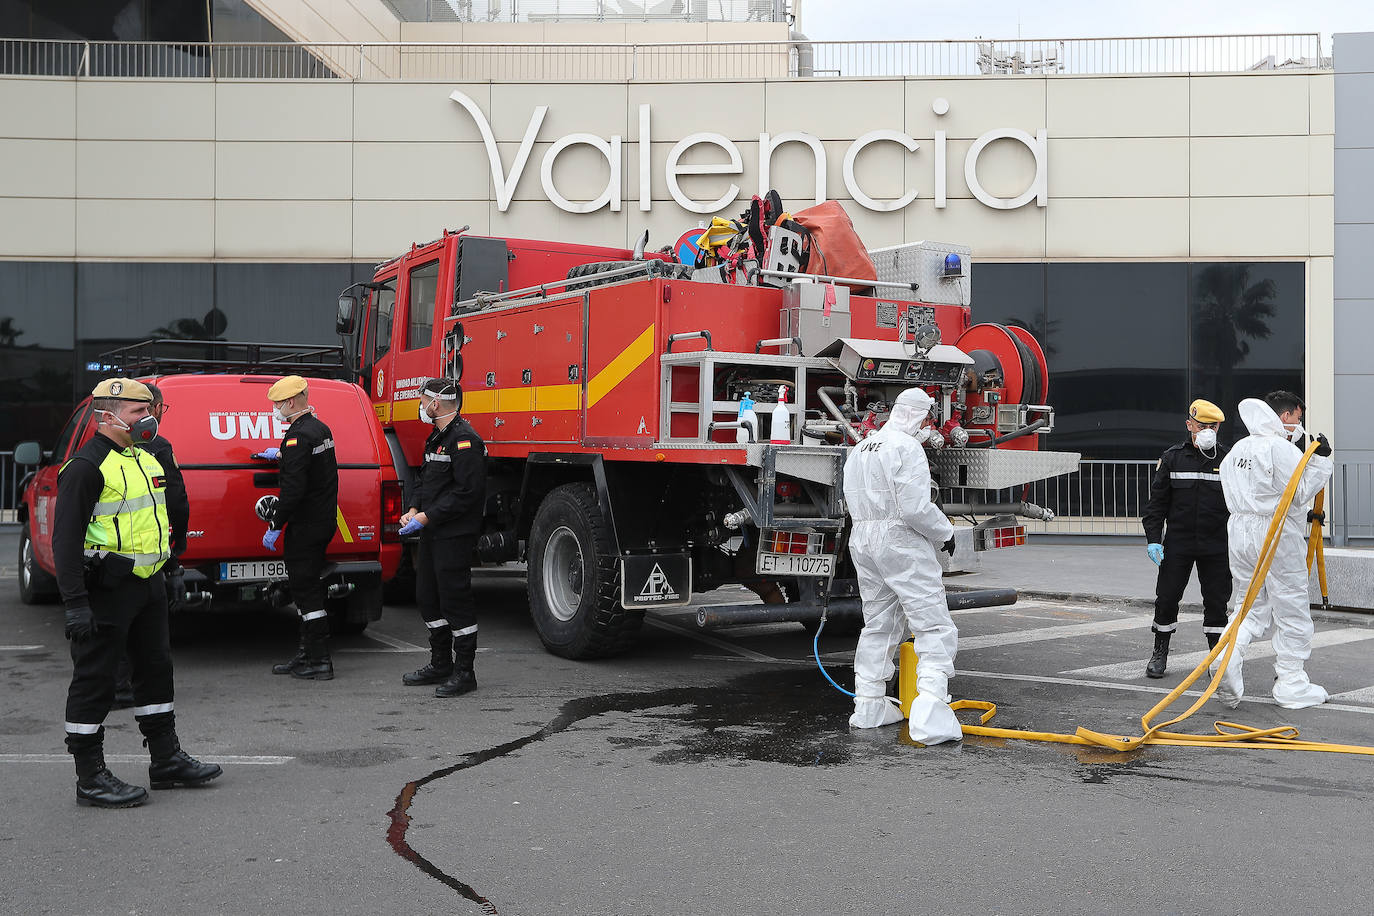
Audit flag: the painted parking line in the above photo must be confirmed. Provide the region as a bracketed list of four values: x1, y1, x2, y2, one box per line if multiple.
[0, 645, 44, 651]
[336, 630, 427, 653]
[1063, 628, 1374, 680]
[957, 614, 1188, 651]
[0, 754, 293, 765]
[646, 615, 777, 662]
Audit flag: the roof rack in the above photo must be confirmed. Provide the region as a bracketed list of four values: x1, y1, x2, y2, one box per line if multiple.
[98, 339, 347, 378]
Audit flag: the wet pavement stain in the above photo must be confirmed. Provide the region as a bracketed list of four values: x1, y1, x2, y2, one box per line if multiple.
[385, 669, 872, 912]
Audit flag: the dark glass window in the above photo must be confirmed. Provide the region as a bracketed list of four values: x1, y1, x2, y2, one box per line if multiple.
[971, 261, 1047, 348]
[214, 262, 355, 346]
[1189, 262, 1304, 449]
[0, 262, 75, 446]
[405, 260, 440, 351]
[50, 403, 92, 463]
[373, 283, 396, 361]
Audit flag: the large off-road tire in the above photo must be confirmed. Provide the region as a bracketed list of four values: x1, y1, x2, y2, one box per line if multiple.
[527, 482, 641, 659]
[18, 525, 58, 605]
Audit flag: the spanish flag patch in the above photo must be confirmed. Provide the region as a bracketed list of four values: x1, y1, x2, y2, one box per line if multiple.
[284, 438, 298, 446]
[455, 441, 472, 450]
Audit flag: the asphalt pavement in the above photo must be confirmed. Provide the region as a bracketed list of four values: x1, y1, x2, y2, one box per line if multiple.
[4, 528, 1374, 915]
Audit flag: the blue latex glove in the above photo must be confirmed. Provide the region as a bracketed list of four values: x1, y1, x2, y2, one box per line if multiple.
[252, 448, 281, 461]
[263, 528, 281, 551]
[1146, 543, 1164, 566]
[398, 517, 424, 536]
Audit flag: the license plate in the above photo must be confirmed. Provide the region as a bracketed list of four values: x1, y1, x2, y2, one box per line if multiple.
[756, 552, 835, 577]
[220, 560, 287, 581]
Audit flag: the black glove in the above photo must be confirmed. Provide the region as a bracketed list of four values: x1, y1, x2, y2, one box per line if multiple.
[64, 604, 96, 642]
[1315, 434, 1332, 458]
[165, 566, 187, 612]
[941, 537, 956, 556]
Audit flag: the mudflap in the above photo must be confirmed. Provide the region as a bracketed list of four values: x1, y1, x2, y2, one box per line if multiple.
[620, 553, 692, 609]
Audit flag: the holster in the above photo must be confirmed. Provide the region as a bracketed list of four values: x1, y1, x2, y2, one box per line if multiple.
[85, 551, 135, 589]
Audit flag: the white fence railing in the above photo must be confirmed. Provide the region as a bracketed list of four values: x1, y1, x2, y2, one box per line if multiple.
[394, 0, 791, 22]
[0, 34, 1328, 81]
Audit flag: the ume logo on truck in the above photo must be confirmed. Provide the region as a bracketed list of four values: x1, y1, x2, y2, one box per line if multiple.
[209, 411, 291, 441]
[450, 89, 1048, 216]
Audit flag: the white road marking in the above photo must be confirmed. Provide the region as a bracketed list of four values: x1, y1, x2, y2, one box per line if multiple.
[958, 615, 1182, 651]
[1064, 629, 1374, 680]
[0, 645, 44, 651]
[646, 616, 777, 662]
[0, 754, 293, 765]
[337, 631, 427, 653]
[1329, 684, 1374, 703]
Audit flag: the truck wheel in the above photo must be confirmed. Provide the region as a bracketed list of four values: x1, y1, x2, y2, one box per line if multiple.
[327, 574, 381, 636]
[527, 482, 641, 659]
[18, 525, 58, 605]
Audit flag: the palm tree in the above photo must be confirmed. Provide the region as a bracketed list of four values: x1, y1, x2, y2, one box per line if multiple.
[1191, 265, 1277, 414]
[0, 316, 22, 347]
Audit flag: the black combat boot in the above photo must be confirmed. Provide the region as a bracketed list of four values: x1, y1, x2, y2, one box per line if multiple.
[146, 732, 223, 789]
[1206, 633, 1221, 650]
[288, 618, 334, 681]
[73, 741, 147, 808]
[435, 634, 477, 697]
[403, 627, 454, 686]
[1145, 631, 1171, 679]
[272, 638, 307, 675]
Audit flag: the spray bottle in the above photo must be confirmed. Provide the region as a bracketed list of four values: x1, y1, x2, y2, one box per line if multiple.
[770, 385, 792, 445]
[736, 391, 758, 444]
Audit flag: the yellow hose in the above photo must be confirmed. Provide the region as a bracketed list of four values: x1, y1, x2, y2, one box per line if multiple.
[941, 441, 1372, 756]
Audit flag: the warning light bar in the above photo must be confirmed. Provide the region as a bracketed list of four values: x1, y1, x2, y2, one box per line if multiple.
[766, 530, 836, 555]
[978, 525, 1026, 550]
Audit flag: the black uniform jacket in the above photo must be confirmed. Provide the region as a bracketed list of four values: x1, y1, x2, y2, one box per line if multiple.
[1142, 438, 1230, 556]
[414, 416, 486, 539]
[141, 434, 189, 559]
[53, 434, 166, 610]
[270, 412, 339, 541]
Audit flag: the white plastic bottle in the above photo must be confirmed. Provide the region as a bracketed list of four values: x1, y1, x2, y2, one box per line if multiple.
[736, 391, 758, 444]
[770, 385, 792, 444]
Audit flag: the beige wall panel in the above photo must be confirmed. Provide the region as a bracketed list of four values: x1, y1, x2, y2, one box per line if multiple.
[1310, 195, 1334, 258]
[764, 80, 905, 140]
[0, 140, 75, 197]
[0, 197, 75, 256]
[215, 200, 352, 258]
[355, 83, 491, 143]
[0, 79, 74, 139]
[542, 23, 629, 43]
[904, 199, 1045, 259]
[77, 81, 214, 140]
[1047, 138, 1188, 198]
[766, 138, 911, 206]
[353, 142, 493, 201]
[626, 23, 708, 43]
[215, 141, 351, 200]
[844, 207, 906, 251]
[463, 23, 548, 42]
[640, 140, 760, 216]
[1309, 134, 1334, 196]
[706, 23, 790, 42]
[1189, 196, 1310, 258]
[500, 141, 622, 206]
[1309, 73, 1335, 136]
[1047, 198, 1188, 259]
[630, 82, 765, 141]
[1190, 75, 1309, 137]
[76, 199, 212, 258]
[490, 201, 628, 248]
[1190, 136, 1309, 198]
[216, 81, 353, 141]
[78, 141, 213, 199]
[310, 0, 398, 41]
[1046, 77, 1189, 139]
[397, 22, 466, 41]
[903, 78, 1046, 140]
[489, 84, 629, 141]
[943, 136, 1040, 201]
[353, 200, 489, 260]
[1307, 256, 1334, 435]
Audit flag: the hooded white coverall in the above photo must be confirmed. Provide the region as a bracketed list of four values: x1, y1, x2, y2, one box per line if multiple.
[1217, 398, 1333, 709]
[842, 387, 961, 743]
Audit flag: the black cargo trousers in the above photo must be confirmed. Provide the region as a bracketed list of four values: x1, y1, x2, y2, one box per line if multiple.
[414, 532, 479, 670]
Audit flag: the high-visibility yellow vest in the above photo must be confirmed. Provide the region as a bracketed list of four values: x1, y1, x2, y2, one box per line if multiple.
[73, 446, 171, 579]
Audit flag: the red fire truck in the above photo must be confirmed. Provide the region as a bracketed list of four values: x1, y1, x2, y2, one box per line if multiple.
[336, 229, 1078, 658]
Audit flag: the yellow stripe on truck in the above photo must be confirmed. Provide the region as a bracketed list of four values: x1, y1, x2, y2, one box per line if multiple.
[335, 507, 354, 544]
[588, 324, 655, 408]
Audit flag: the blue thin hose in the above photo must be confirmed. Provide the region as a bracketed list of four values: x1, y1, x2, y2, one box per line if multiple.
[813, 614, 856, 698]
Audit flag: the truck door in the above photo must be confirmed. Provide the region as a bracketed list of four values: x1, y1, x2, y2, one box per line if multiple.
[360, 275, 397, 422]
[389, 257, 443, 457]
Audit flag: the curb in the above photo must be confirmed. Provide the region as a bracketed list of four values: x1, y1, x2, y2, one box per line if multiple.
[1012, 588, 1374, 628]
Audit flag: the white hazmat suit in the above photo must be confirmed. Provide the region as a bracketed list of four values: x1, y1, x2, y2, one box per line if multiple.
[1217, 398, 1333, 709]
[842, 387, 961, 743]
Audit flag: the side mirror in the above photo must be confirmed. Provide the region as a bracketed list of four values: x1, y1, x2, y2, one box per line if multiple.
[14, 441, 43, 466]
[336, 294, 358, 335]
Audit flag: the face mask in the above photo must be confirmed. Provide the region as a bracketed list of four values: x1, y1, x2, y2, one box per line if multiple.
[130, 415, 158, 444]
[274, 404, 311, 424]
[1284, 422, 1305, 444]
[914, 426, 933, 444]
[418, 405, 434, 426]
[1195, 428, 1217, 451]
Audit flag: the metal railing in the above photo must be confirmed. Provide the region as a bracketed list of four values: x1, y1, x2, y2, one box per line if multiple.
[394, 0, 791, 22]
[1331, 463, 1374, 545]
[1, 451, 34, 527]
[0, 34, 1328, 81]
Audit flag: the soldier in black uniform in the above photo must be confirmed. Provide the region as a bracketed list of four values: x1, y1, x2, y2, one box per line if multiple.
[1140, 399, 1232, 678]
[258, 375, 339, 680]
[399, 378, 487, 697]
[56, 378, 221, 808]
[113, 381, 190, 707]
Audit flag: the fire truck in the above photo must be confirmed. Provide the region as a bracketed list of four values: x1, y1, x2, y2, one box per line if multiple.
[335, 228, 1078, 659]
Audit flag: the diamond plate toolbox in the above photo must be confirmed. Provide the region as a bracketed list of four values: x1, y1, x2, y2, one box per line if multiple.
[867, 240, 972, 306]
[929, 448, 1080, 490]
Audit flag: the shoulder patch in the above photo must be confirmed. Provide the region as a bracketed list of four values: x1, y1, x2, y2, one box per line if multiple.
[284, 437, 298, 447]
[454, 440, 472, 450]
